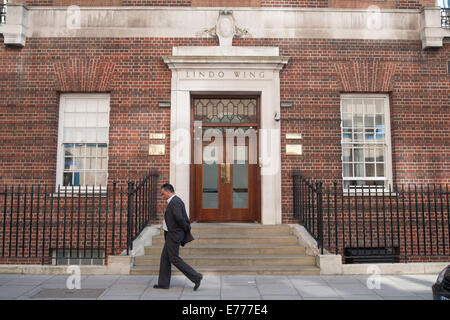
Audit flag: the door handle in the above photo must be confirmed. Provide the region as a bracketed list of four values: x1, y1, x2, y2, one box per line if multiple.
[221, 163, 231, 184]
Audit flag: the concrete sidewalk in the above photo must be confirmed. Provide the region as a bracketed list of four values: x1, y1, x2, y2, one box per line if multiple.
[0, 274, 437, 300]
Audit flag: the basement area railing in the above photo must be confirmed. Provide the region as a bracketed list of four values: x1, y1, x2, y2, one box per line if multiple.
[0, 170, 158, 265]
[293, 171, 450, 263]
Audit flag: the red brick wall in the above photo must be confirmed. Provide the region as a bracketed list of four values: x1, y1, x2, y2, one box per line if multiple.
[1, 38, 449, 264]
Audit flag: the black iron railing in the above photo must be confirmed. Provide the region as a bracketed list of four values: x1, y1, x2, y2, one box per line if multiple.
[0, 171, 158, 264]
[0, 0, 7, 24]
[126, 170, 158, 255]
[293, 172, 450, 263]
[442, 8, 450, 28]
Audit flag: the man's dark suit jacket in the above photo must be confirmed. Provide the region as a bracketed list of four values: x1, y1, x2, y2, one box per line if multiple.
[165, 195, 194, 247]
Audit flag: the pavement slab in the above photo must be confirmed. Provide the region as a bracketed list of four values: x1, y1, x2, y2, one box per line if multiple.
[0, 273, 437, 300]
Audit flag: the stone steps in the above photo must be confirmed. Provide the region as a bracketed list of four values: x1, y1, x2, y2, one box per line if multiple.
[130, 265, 320, 276]
[144, 244, 306, 256]
[131, 223, 319, 275]
[187, 223, 292, 236]
[151, 234, 299, 245]
[134, 254, 316, 267]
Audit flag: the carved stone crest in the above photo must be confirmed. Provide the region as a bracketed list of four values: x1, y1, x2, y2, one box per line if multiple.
[196, 10, 249, 47]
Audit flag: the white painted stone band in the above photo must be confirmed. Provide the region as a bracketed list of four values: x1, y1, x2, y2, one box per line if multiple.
[0, 3, 425, 40]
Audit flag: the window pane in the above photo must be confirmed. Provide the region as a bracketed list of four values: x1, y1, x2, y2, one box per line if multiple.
[86, 158, 95, 170]
[86, 144, 96, 157]
[365, 100, 374, 114]
[376, 163, 384, 177]
[96, 128, 108, 142]
[365, 128, 375, 141]
[343, 163, 353, 177]
[365, 147, 375, 162]
[64, 157, 73, 170]
[97, 113, 109, 127]
[366, 163, 375, 177]
[74, 144, 84, 157]
[85, 172, 95, 186]
[375, 99, 384, 114]
[354, 115, 363, 127]
[75, 101, 86, 113]
[354, 129, 363, 141]
[343, 148, 352, 162]
[65, 100, 76, 112]
[86, 113, 97, 127]
[354, 148, 363, 162]
[77, 172, 84, 186]
[343, 129, 352, 142]
[96, 158, 105, 170]
[355, 163, 364, 177]
[96, 172, 107, 187]
[233, 163, 248, 209]
[375, 114, 384, 126]
[203, 162, 218, 209]
[86, 128, 96, 141]
[376, 126, 385, 140]
[63, 172, 72, 186]
[74, 158, 85, 170]
[75, 113, 85, 127]
[342, 100, 352, 113]
[64, 144, 74, 157]
[73, 172, 81, 186]
[98, 100, 109, 113]
[87, 100, 97, 113]
[364, 115, 374, 127]
[74, 129, 85, 143]
[342, 113, 352, 128]
[64, 113, 75, 127]
[98, 144, 108, 157]
[194, 98, 257, 124]
[353, 99, 363, 113]
[376, 147, 384, 162]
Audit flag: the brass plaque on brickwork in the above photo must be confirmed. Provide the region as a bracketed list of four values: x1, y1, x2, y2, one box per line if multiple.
[149, 133, 166, 140]
[286, 144, 302, 155]
[149, 144, 165, 155]
[286, 133, 302, 140]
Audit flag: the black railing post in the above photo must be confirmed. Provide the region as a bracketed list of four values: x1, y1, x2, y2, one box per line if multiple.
[127, 181, 135, 255]
[112, 181, 117, 256]
[293, 174, 298, 220]
[2, 185, 7, 257]
[318, 181, 323, 255]
[42, 185, 47, 264]
[334, 181, 338, 254]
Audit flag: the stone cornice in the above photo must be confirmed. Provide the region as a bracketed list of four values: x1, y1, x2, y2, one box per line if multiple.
[1, 4, 449, 49]
[163, 55, 289, 71]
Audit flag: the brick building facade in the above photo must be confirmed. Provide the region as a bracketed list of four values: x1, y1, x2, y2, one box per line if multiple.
[0, 1, 449, 264]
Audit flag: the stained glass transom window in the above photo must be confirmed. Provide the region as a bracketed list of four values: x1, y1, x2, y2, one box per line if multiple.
[194, 98, 258, 124]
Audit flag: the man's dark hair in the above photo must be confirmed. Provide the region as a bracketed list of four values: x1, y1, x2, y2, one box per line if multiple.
[161, 183, 175, 193]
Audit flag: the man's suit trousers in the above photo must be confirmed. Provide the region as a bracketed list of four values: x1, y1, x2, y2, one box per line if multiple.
[157, 231, 202, 287]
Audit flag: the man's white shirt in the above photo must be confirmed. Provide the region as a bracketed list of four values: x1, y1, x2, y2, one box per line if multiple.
[163, 194, 176, 232]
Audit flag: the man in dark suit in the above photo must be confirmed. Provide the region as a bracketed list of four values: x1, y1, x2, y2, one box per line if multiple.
[153, 183, 203, 291]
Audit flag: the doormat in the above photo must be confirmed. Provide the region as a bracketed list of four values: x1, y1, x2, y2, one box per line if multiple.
[31, 288, 105, 299]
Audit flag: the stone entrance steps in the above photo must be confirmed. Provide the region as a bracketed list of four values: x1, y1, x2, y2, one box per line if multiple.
[130, 223, 320, 275]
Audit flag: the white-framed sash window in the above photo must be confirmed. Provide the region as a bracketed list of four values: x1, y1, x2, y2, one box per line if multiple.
[340, 94, 393, 191]
[56, 94, 110, 191]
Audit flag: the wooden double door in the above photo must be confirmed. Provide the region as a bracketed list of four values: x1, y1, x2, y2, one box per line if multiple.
[191, 96, 260, 222]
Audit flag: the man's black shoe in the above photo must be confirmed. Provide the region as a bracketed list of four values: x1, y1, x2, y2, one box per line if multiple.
[193, 274, 203, 291]
[153, 284, 169, 289]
